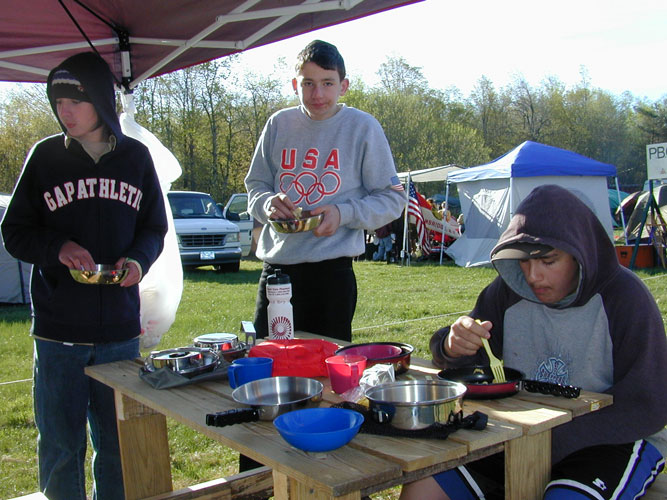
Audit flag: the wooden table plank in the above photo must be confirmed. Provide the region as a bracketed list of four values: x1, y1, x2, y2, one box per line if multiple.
[449, 416, 523, 453]
[514, 389, 613, 417]
[464, 397, 571, 435]
[350, 432, 468, 472]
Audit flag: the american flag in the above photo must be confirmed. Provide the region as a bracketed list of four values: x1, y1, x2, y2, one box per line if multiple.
[408, 181, 431, 255]
[390, 175, 404, 192]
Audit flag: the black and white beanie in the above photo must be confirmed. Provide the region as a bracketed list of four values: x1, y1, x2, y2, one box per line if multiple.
[49, 68, 91, 102]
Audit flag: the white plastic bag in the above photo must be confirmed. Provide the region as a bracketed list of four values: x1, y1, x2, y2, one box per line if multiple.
[120, 93, 183, 350]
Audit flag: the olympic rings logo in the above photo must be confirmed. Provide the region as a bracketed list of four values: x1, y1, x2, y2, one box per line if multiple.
[279, 170, 341, 204]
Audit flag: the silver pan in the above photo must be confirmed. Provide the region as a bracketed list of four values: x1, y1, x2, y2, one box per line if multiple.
[206, 376, 323, 427]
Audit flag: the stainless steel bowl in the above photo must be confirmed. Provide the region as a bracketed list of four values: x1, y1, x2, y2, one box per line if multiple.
[70, 264, 128, 285]
[144, 347, 220, 378]
[365, 380, 467, 430]
[268, 212, 323, 234]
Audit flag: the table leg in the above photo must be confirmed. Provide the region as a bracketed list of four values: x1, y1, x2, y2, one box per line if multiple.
[115, 391, 173, 500]
[272, 470, 361, 500]
[504, 431, 550, 500]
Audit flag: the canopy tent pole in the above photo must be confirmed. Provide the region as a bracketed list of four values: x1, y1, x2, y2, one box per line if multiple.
[402, 173, 411, 266]
[439, 183, 450, 265]
[630, 180, 654, 269]
[614, 176, 628, 244]
[509, 177, 515, 220]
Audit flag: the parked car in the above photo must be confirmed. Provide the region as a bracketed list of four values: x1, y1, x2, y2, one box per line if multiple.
[222, 193, 255, 257]
[167, 191, 241, 272]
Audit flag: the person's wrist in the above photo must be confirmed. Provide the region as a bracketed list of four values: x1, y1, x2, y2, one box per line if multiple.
[125, 258, 143, 280]
[443, 336, 457, 358]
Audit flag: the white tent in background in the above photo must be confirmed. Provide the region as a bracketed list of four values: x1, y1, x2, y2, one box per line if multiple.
[445, 141, 619, 267]
[0, 193, 32, 304]
[396, 164, 462, 264]
[396, 164, 462, 184]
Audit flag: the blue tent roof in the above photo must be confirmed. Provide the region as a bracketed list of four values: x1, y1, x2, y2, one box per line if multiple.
[448, 141, 616, 183]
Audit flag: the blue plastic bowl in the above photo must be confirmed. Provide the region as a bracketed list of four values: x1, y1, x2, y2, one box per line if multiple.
[273, 408, 364, 452]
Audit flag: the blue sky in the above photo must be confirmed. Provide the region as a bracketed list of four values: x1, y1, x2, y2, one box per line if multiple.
[233, 0, 667, 101]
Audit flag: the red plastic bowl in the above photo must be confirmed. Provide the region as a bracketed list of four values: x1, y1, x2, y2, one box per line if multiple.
[335, 342, 413, 374]
[338, 344, 401, 359]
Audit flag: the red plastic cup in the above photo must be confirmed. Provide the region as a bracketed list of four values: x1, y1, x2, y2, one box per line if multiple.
[325, 354, 367, 394]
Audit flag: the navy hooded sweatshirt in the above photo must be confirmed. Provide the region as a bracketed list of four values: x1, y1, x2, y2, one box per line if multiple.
[0, 52, 168, 343]
[430, 185, 667, 463]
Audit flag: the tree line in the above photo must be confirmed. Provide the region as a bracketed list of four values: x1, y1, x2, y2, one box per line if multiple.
[1, 54, 666, 202]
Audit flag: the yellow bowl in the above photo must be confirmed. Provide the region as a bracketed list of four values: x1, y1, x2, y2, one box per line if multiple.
[269, 212, 323, 234]
[69, 264, 129, 285]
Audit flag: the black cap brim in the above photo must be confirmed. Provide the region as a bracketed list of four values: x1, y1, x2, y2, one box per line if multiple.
[492, 243, 553, 261]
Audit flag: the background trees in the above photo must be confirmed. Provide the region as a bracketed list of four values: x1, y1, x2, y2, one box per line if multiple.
[1, 55, 665, 202]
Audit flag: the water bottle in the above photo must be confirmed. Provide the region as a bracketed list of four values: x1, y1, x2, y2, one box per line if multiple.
[266, 269, 294, 340]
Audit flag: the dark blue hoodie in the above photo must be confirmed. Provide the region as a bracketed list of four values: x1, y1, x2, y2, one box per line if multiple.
[0, 52, 168, 343]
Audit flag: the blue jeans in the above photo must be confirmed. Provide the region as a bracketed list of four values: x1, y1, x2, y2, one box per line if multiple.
[373, 236, 393, 261]
[34, 337, 139, 500]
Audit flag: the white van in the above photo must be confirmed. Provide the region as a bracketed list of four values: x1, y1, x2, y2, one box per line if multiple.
[167, 191, 242, 272]
[222, 193, 254, 257]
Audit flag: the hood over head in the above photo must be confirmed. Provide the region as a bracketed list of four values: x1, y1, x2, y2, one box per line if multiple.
[491, 184, 619, 307]
[46, 52, 123, 142]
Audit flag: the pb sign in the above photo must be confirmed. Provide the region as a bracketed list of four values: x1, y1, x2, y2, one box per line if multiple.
[647, 142, 667, 180]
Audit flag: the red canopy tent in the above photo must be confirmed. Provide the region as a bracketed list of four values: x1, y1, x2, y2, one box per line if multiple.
[0, 0, 422, 90]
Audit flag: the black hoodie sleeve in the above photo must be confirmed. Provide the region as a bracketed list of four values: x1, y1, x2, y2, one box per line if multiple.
[1, 140, 71, 266]
[430, 276, 518, 368]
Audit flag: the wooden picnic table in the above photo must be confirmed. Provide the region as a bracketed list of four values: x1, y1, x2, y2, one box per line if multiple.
[84, 335, 612, 500]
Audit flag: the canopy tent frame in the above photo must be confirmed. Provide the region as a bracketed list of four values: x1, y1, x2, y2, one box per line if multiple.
[0, 0, 423, 92]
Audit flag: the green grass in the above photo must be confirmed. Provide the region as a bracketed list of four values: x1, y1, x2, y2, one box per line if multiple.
[1, 258, 666, 498]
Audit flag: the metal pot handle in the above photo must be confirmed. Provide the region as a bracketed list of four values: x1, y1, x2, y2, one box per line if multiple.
[206, 408, 261, 427]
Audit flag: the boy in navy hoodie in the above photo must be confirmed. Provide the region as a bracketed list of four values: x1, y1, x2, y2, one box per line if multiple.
[402, 185, 666, 500]
[1, 52, 167, 500]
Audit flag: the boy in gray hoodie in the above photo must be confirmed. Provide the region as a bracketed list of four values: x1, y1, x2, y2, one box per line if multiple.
[245, 40, 406, 342]
[402, 184, 666, 499]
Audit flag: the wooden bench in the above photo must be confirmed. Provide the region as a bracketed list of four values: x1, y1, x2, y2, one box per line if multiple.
[143, 466, 273, 500]
[9, 466, 272, 500]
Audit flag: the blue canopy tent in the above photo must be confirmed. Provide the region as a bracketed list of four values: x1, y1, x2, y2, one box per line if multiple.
[444, 141, 620, 267]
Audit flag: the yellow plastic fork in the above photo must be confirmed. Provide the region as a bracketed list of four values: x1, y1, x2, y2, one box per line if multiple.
[475, 320, 506, 383]
[481, 337, 506, 383]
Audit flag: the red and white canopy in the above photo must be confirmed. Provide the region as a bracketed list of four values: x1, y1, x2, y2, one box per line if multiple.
[0, 0, 421, 89]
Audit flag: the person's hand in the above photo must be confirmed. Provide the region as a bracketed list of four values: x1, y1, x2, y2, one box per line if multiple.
[311, 205, 340, 237]
[267, 193, 297, 220]
[58, 241, 95, 270]
[444, 316, 492, 358]
[116, 257, 141, 287]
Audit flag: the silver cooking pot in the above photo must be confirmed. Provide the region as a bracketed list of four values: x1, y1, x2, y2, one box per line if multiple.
[365, 380, 467, 430]
[193, 330, 255, 362]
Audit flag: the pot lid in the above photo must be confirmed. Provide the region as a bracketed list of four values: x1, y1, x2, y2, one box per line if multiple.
[194, 333, 238, 343]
